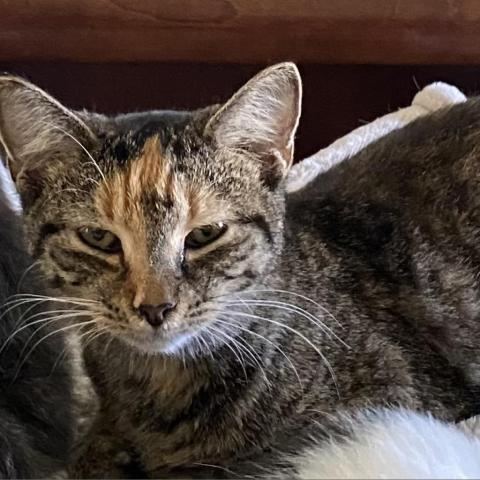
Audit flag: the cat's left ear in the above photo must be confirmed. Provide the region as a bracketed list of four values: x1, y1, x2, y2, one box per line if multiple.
[205, 62, 302, 187]
[0, 75, 96, 181]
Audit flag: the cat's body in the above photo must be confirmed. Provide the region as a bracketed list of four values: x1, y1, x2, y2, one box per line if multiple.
[0, 179, 78, 478]
[79, 99, 480, 477]
[0, 65, 480, 477]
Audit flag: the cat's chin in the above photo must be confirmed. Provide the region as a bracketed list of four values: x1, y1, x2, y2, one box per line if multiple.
[118, 329, 198, 357]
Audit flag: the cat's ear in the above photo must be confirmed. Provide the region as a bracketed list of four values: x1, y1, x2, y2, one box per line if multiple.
[0, 76, 96, 181]
[205, 62, 302, 187]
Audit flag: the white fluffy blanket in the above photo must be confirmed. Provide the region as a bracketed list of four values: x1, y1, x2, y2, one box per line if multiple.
[295, 410, 480, 479]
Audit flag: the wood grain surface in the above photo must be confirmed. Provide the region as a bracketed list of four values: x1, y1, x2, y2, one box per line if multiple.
[0, 1, 479, 64]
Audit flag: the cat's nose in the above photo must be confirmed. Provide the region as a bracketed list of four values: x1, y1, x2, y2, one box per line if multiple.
[138, 302, 176, 328]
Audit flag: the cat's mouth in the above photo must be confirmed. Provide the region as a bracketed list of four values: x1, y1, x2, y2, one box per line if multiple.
[97, 305, 213, 355]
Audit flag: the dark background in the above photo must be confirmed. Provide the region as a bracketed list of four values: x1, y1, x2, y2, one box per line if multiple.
[3, 62, 480, 161]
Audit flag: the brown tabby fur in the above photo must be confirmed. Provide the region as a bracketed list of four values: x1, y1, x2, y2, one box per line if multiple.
[0, 64, 479, 478]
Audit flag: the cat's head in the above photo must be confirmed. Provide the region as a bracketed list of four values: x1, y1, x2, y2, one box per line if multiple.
[0, 63, 301, 355]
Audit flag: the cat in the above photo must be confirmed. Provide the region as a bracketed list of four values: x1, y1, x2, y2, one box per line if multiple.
[0, 63, 480, 477]
[0, 170, 80, 478]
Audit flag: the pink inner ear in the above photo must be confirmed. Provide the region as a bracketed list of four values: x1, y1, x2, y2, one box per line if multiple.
[0, 77, 96, 192]
[206, 63, 301, 168]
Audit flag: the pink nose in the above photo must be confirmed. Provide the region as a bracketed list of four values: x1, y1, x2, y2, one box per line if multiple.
[138, 302, 176, 327]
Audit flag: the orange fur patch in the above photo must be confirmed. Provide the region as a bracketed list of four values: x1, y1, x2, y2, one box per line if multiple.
[97, 136, 166, 221]
[94, 135, 227, 307]
[95, 136, 174, 306]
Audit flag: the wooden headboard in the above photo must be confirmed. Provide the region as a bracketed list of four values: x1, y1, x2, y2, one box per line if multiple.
[0, 0, 478, 64]
[1, 1, 479, 158]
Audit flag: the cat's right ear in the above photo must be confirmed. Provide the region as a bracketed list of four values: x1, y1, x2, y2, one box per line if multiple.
[205, 62, 301, 188]
[0, 76, 96, 183]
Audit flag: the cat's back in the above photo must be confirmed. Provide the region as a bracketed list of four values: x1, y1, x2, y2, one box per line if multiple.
[286, 96, 480, 395]
[289, 97, 480, 222]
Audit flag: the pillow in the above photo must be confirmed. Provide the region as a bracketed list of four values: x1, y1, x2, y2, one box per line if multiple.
[287, 82, 466, 192]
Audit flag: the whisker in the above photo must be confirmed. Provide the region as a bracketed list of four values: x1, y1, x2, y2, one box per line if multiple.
[205, 325, 248, 381]
[208, 324, 269, 385]
[11, 312, 94, 360]
[0, 310, 92, 356]
[41, 121, 106, 184]
[232, 294, 254, 314]
[216, 317, 304, 392]
[7, 293, 100, 304]
[228, 288, 343, 328]
[0, 299, 97, 356]
[82, 325, 110, 347]
[220, 299, 349, 348]
[225, 310, 340, 398]
[0, 298, 98, 321]
[0, 299, 49, 333]
[49, 323, 108, 376]
[0, 295, 99, 323]
[13, 319, 97, 380]
[0, 298, 45, 324]
[195, 329, 215, 360]
[16, 261, 42, 293]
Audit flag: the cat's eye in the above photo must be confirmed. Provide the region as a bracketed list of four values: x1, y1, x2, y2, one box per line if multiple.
[185, 223, 227, 250]
[78, 227, 122, 253]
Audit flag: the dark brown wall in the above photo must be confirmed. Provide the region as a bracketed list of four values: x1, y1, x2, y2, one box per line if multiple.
[3, 62, 480, 160]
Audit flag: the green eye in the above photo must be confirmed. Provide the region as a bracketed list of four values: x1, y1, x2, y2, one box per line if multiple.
[185, 223, 227, 250]
[78, 227, 122, 253]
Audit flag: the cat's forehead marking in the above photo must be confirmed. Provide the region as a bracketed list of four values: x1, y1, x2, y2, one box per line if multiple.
[94, 133, 228, 280]
[96, 136, 167, 243]
[94, 135, 180, 300]
[97, 135, 170, 220]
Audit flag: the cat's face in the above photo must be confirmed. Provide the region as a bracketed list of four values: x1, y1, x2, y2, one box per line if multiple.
[0, 63, 301, 355]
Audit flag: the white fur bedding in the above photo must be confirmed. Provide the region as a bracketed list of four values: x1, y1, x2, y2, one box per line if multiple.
[295, 410, 480, 479]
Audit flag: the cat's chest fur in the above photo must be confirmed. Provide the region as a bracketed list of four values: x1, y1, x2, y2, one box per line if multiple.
[82, 342, 262, 472]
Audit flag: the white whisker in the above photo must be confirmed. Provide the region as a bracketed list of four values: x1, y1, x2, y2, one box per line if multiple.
[220, 299, 348, 348]
[230, 288, 343, 328]
[216, 317, 304, 392]
[205, 325, 248, 381]
[13, 319, 97, 380]
[13, 312, 94, 360]
[224, 310, 340, 398]
[49, 324, 109, 375]
[16, 261, 42, 293]
[208, 324, 269, 385]
[7, 293, 100, 305]
[195, 329, 215, 360]
[41, 121, 106, 184]
[0, 310, 92, 356]
[0, 295, 99, 324]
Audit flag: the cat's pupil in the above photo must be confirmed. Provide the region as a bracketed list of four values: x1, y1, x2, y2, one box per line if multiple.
[201, 227, 213, 238]
[91, 229, 106, 241]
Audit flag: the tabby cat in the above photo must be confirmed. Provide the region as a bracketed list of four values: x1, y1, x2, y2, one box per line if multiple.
[0, 63, 479, 477]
